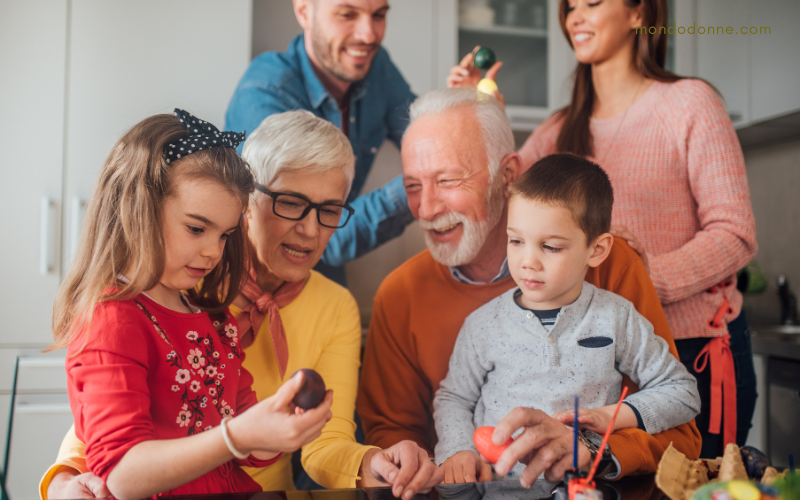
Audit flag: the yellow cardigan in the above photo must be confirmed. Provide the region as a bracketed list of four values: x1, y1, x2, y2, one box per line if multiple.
[40, 271, 376, 497]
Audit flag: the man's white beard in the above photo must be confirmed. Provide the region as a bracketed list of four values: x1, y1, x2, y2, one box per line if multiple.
[419, 176, 505, 267]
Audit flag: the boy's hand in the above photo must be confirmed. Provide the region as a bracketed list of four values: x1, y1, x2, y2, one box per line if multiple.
[552, 404, 637, 434]
[441, 450, 493, 484]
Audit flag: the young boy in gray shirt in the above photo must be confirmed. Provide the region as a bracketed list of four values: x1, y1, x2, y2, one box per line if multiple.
[433, 154, 700, 481]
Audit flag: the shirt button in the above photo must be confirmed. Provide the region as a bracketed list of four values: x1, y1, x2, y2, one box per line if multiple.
[526, 311, 533, 319]
[350, 116, 356, 123]
[547, 335, 555, 344]
[370, 147, 378, 154]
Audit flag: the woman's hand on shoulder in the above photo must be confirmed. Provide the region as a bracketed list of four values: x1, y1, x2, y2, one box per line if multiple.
[359, 441, 444, 499]
[610, 225, 650, 274]
[47, 469, 109, 500]
[228, 371, 333, 456]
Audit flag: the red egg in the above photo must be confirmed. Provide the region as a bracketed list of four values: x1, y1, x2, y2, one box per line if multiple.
[473, 426, 513, 463]
[291, 368, 326, 410]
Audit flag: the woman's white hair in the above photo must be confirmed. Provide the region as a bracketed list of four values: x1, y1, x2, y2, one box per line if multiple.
[407, 88, 514, 181]
[242, 110, 355, 195]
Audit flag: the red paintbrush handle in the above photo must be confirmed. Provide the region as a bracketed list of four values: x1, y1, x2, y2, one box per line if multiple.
[585, 386, 629, 483]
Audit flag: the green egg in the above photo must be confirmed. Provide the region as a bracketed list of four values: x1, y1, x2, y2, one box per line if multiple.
[473, 47, 496, 70]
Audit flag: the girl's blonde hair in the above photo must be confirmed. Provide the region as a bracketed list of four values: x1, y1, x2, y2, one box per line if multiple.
[52, 113, 254, 350]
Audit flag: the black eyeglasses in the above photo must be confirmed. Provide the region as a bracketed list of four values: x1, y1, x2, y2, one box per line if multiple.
[255, 183, 355, 229]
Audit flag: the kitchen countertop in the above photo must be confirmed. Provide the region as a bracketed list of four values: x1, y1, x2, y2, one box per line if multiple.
[750, 324, 800, 362]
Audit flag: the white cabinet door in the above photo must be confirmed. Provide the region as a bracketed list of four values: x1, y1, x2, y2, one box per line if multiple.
[62, 0, 253, 272]
[696, 0, 751, 128]
[0, 1, 68, 346]
[750, 0, 800, 123]
[5, 394, 73, 500]
[382, 0, 436, 95]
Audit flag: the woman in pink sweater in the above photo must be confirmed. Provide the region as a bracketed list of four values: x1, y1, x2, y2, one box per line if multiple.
[448, 0, 757, 458]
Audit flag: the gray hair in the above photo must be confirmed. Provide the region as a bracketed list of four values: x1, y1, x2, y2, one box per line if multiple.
[242, 110, 355, 194]
[407, 88, 514, 180]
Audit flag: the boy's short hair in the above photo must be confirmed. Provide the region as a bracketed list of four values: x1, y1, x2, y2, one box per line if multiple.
[509, 153, 613, 245]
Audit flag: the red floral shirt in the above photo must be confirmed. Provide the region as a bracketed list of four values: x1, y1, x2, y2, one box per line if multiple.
[67, 292, 278, 495]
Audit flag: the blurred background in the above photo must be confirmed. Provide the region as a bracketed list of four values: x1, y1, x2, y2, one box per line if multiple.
[1, 0, 799, 497]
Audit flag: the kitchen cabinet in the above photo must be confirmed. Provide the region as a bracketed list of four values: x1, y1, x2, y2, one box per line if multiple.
[0, 2, 252, 496]
[694, 0, 800, 129]
[696, 0, 752, 128]
[0, 0, 68, 347]
[749, 0, 800, 123]
[438, 0, 575, 131]
[1, 355, 72, 500]
[0, 2, 251, 345]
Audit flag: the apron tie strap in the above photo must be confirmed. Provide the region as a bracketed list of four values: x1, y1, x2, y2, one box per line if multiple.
[694, 292, 737, 447]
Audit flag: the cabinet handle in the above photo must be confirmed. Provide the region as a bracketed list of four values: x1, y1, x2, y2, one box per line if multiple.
[70, 197, 87, 262]
[39, 197, 57, 275]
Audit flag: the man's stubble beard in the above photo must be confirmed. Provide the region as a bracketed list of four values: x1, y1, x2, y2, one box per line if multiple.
[311, 23, 371, 83]
[421, 173, 505, 268]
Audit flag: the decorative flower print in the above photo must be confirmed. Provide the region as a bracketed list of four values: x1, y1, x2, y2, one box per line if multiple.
[213, 351, 220, 359]
[217, 373, 225, 380]
[219, 400, 233, 418]
[175, 369, 191, 384]
[187, 348, 206, 369]
[186, 331, 199, 341]
[205, 366, 218, 378]
[190, 380, 202, 393]
[171, 385, 179, 392]
[228, 353, 234, 359]
[224, 324, 238, 341]
[208, 387, 217, 397]
[177, 404, 192, 427]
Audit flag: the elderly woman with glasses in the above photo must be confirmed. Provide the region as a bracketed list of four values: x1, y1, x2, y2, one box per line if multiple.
[42, 111, 442, 499]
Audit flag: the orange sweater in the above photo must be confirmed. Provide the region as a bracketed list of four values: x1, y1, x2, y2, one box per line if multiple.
[357, 238, 701, 477]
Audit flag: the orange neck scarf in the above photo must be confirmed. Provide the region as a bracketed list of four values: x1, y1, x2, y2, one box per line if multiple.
[236, 265, 308, 379]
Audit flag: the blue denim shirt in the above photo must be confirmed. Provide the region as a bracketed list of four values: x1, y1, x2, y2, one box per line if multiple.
[225, 35, 416, 270]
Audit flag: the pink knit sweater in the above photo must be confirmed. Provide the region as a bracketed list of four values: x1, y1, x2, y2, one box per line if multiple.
[519, 79, 758, 340]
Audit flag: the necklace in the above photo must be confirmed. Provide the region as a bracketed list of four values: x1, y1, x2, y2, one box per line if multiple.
[597, 77, 646, 165]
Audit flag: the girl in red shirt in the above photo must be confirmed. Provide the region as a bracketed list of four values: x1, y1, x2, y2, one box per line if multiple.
[51, 109, 333, 499]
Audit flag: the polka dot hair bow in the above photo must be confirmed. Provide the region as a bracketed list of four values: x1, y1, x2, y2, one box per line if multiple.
[164, 108, 245, 164]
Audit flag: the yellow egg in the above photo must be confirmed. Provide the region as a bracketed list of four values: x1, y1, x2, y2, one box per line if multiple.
[728, 481, 761, 500]
[477, 78, 498, 95]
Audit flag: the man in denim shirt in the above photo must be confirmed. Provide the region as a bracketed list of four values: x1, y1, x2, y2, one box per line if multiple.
[225, 0, 416, 284]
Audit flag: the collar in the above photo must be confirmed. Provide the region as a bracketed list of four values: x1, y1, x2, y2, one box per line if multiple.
[449, 257, 510, 285]
[509, 282, 593, 325]
[116, 274, 201, 314]
[297, 34, 332, 110]
[296, 34, 370, 109]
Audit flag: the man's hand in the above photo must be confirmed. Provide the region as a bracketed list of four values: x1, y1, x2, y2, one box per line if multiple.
[440, 450, 492, 484]
[492, 408, 592, 487]
[358, 441, 444, 499]
[47, 469, 109, 500]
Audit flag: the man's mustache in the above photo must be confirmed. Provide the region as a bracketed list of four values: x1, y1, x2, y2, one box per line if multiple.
[418, 212, 467, 232]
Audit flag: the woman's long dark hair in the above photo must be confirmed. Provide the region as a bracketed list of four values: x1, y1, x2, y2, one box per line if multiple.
[555, 0, 684, 157]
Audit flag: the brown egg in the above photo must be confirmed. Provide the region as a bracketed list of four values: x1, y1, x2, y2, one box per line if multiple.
[292, 368, 326, 410]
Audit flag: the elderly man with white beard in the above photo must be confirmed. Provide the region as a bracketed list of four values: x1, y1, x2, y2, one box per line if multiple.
[356, 88, 701, 491]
